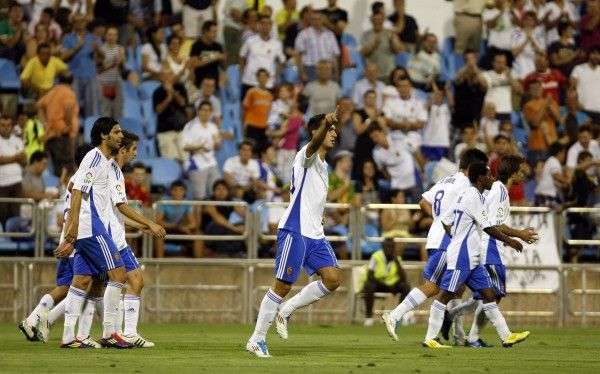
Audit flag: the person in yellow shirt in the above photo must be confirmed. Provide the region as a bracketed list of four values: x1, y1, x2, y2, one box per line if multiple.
[20, 42, 68, 99]
[361, 238, 411, 326]
[275, 0, 299, 40]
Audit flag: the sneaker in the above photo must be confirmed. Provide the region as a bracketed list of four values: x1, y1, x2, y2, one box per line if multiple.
[363, 318, 374, 327]
[18, 320, 38, 342]
[275, 312, 289, 340]
[79, 337, 102, 349]
[440, 311, 453, 341]
[465, 338, 494, 348]
[246, 340, 271, 358]
[422, 337, 452, 348]
[122, 334, 155, 348]
[100, 333, 134, 349]
[502, 331, 530, 347]
[381, 312, 400, 342]
[60, 339, 95, 348]
[37, 311, 50, 343]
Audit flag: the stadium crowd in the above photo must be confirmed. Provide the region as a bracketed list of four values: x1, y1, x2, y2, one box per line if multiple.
[1, 0, 600, 263]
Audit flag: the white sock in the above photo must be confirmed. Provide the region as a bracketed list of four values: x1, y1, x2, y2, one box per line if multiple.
[26, 294, 54, 325]
[48, 299, 66, 325]
[102, 282, 125, 338]
[76, 297, 96, 340]
[116, 297, 124, 336]
[123, 294, 140, 337]
[250, 289, 282, 342]
[62, 287, 86, 343]
[467, 303, 487, 343]
[95, 297, 104, 325]
[482, 302, 511, 341]
[448, 298, 481, 319]
[425, 300, 446, 341]
[279, 280, 331, 318]
[389, 288, 428, 321]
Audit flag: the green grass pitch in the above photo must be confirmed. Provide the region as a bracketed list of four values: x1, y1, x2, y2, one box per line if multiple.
[1, 323, 599, 373]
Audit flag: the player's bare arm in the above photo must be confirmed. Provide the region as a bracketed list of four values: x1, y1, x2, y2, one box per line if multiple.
[483, 226, 523, 252]
[499, 224, 538, 244]
[306, 106, 339, 159]
[117, 203, 166, 238]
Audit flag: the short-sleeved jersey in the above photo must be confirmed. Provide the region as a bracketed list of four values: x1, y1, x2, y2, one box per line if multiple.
[481, 181, 510, 265]
[442, 187, 492, 270]
[421, 171, 471, 250]
[108, 159, 128, 250]
[71, 148, 112, 239]
[278, 145, 328, 239]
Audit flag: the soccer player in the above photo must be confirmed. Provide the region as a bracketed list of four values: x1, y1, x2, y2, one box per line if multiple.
[422, 162, 530, 348]
[382, 149, 489, 341]
[107, 130, 163, 347]
[440, 155, 538, 347]
[246, 108, 340, 358]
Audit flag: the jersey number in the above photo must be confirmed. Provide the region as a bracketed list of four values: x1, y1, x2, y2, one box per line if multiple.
[453, 209, 464, 233]
[433, 190, 444, 216]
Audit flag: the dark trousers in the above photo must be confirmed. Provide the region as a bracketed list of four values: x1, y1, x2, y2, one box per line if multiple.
[244, 126, 268, 153]
[0, 182, 23, 228]
[363, 272, 411, 318]
[46, 135, 75, 177]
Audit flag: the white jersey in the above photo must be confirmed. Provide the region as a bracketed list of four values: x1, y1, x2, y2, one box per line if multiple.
[278, 145, 328, 239]
[108, 159, 128, 250]
[421, 171, 471, 250]
[71, 148, 112, 239]
[481, 181, 510, 265]
[442, 187, 492, 270]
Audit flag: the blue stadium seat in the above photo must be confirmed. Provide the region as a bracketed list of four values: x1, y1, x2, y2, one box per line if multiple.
[394, 52, 412, 68]
[215, 139, 238, 171]
[413, 88, 429, 102]
[122, 80, 139, 101]
[43, 169, 59, 188]
[424, 161, 439, 187]
[0, 222, 18, 252]
[139, 80, 160, 101]
[119, 117, 145, 136]
[143, 158, 182, 189]
[0, 58, 20, 91]
[282, 66, 300, 84]
[83, 116, 99, 143]
[341, 33, 357, 48]
[141, 99, 157, 137]
[125, 46, 142, 73]
[136, 137, 157, 159]
[223, 102, 243, 143]
[511, 111, 524, 129]
[443, 53, 465, 81]
[341, 68, 359, 97]
[123, 97, 143, 120]
[225, 65, 241, 103]
[349, 50, 365, 77]
[441, 36, 455, 57]
[4, 216, 35, 253]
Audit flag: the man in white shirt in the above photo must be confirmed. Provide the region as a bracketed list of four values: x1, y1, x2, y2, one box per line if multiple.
[294, 11, 340, 82]
[223, 140, 260, 201]
[407, 33, 443, 91]
[534, 142, 570, 208]
[351, 63, 386, 110]
[193, 78, 222, 126]
[0, 115, 26, 228]
[422, 86, 451, 161]
[481, 53, 522, 122]
[566, 124, 600, 179]
[182, 101, 221, 200]
[570, 46, 600, 123]
[482, 0, 515, 68]
[383, 76, 428, 144]
[240, 15, 286, 93]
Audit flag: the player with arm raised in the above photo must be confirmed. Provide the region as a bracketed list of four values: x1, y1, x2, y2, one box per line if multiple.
[422, 162, 530, 348]
[382, 149, 489, 341]
[440, 155, 538, 347]
[246, 108, 340, 358]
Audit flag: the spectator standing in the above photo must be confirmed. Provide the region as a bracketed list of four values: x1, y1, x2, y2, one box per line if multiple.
[388, 0, 419, 53]
[21, 23, 59, 69]
[275, 0, 298, 41]
[481, 53, 521, 122]
[579, 0, 600, 57]
[352, 63, 386, 110]
[294, 11, 340, 82]
[181, 100, 222, 200]
[266, 83, 292, 135]
[352, 90, 385, 178]
[320, 0, 348, 40]
[479, 101, 500, 148]
[570, 46, 600, 123]
[421, 84, 452, 161]
[283, 5, 311, 59]
[153, 67, 189, 162]
[510, 11, 546, 80]
[361, 12, 404, 83]
[534, 142, 569, 208]
[548, 22, 579, 78]
[565, 125, 600, 180]
[27, 8, 61, 44]
[190, 21, 225, 89]
[223, 0, 248, 66]
[524, 81, 561, 164]
[0, 2, 27, 64]
[141, 26, 167, 81]
[239, 15, 285, 97]
[361, 1, 394, 33]
[223, 140, 260, 200]
[407, 33, 442, 91]
[452, 50, 487, 129]
[61, 13, 100, 118]
[302, 60, 341, 116]
[452, 0, 485, 54]
[241, 9, 259, 44]
[183, 0, 216, 40]
[482, 0, 515, 68]
[36, 74, 78, 176]
[330, 97, 357, 161]
[94, 0, 132, 46]
[193, 78, 222, 126]
[0, 115, 25, 227]
[96, 25, 125, 119]
[22, 112, 48, 161]
[242, 69, 273, 149]
[522, 52, 567, 105]
[125, 162, 150, 207]
[165, 35, 191, 86]
[20, 43, 68, 99]
[383, 76, 427, 144]
[561, 90, 591, 146]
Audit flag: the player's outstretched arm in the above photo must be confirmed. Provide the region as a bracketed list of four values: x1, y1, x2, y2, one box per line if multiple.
[499, 224, 538, 244]
[117, 203, 166, 238]
[306, 106, 338, 159]
[124, 216, 149, 231]
[484, 226, 523, 252]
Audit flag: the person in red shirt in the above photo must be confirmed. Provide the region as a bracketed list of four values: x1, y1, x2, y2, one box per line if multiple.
[489, 134, 528, 205]
[522, 52, 567, 105]
[580, 0, 600, 57]
[125, 162, 150, 207]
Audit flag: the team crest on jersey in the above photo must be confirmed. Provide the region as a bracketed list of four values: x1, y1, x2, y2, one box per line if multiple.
[287, 266, 293, 275]
[84, 172, 93, 184]
[116, 184, 124, 195]
[114, 252, 121, 261]
[497, 208, 504, 218]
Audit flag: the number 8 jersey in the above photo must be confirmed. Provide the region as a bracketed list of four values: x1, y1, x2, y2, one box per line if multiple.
[421, 171, 471, 251]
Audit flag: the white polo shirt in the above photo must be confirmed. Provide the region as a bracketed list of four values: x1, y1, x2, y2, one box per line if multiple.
[535, 156, 562, 198]
[422, 103, 451, 148]
[571, 63, 600, 113]
[372, 135, 418, 190]
[566, 139, 600, 172]
[181, 118, 220, 171]
[0, 134, 24, 187]
[223, 156, 260, 187]
[482, 70, 512, 114]
[240, 34, 285, 89]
